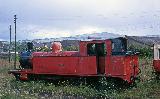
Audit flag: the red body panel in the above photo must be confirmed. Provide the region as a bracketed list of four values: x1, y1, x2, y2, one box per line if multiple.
[110, 56, 125, 76]
[124, 55, 139, 82]
[76, 56, 97, 75]
[105, 56, 125, 76]
[98, 56, 105, 74]
[32, 57, 78, 74]
[153, 60, 160, 72]
[32, 56, 97, 75]
[105, 55, 139, 82]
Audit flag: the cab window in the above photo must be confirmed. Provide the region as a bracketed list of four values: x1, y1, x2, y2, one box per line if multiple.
[111, 38, 127, 55]
[87, 43, 96, 56]
[87, 43, 106, 56]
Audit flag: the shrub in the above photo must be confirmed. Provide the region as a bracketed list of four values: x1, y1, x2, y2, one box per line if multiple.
[63, 45, 78, 51]
[128, 45, 153, 58]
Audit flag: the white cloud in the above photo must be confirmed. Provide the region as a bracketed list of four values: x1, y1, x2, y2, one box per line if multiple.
[0, 0, 160, 40]
[20, 25, 106, 39]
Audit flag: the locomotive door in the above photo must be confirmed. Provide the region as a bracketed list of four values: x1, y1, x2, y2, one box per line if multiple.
[87, 43, 106, 74]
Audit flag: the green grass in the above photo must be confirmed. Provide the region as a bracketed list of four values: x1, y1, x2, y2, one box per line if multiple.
[0, 58, 160, 98]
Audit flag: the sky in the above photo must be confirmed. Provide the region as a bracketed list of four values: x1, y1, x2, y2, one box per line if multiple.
[0, 0, 160, 40]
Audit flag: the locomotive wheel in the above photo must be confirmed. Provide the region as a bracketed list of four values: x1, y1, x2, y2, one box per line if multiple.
[14, 73, 29, 81]
[155, 72, 160, 79]
[14, 74, 20, 81]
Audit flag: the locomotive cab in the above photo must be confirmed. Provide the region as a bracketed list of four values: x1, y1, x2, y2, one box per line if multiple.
[153, 44, 160, 73]
[79, 37, 139, 83]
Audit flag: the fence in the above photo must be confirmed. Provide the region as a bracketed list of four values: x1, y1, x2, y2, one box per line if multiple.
[0, 53, 17, 70]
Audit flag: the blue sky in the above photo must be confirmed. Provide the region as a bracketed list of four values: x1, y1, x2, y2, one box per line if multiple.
[0, 0, 160, 40]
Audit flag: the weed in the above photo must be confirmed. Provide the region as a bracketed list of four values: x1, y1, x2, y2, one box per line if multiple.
[0, 58, 160, 98]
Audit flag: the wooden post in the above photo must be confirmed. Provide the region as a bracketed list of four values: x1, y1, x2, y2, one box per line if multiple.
[9, 25, 11, 63]
[14, 15, 17, 69]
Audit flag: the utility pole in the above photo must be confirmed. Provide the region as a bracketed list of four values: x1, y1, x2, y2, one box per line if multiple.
[14, 15, 17, 69]
[9, 25, 11, 63]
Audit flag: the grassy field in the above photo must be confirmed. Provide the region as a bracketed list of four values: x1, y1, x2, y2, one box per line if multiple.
[0, 58, 160, 99]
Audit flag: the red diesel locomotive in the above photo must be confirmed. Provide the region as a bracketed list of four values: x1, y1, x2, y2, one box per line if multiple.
[153, 44, 160, 74]
[9, 37, 140, 83]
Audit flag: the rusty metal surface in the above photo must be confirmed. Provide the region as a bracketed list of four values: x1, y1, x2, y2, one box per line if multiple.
[153, 60, 160, 72]
[9, 38, 140, 83]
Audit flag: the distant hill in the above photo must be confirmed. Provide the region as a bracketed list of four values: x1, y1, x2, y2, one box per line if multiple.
[126, 35, 160, 48]
[56, 32, 122, 41]
[27, 32, 122, 43]
[1, 32, 160, 52]
[19, 32, 160, 49]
